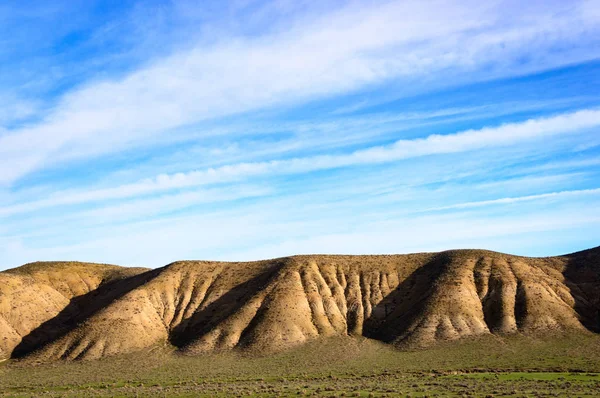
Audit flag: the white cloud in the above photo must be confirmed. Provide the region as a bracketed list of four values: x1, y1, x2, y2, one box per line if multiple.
[2, 108, 599, 217]
[2, 1, 600, 269]
[424, 187, 600, 211]
[1, 0, 599, 185]
[6, 195, 598, 268]
[75, 184, 271, 222]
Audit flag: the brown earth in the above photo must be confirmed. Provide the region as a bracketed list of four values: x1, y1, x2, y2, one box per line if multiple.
[1, 247, 599, 361]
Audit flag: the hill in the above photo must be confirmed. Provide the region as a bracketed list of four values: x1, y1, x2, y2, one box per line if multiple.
[1, 247, 599, 361]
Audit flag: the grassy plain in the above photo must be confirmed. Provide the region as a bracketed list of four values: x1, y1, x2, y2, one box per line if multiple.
[1, 333, 600, 397]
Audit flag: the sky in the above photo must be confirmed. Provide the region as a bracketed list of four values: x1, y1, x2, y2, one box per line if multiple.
[1, 0, 600, 270]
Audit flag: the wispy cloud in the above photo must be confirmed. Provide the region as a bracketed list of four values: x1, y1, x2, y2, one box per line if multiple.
[4, 107, 597, 218]
[1, 1, 600, 269]
[6, 190, 598, 267]
[1, 0, 599, 185]
[425, 187, 600, 211]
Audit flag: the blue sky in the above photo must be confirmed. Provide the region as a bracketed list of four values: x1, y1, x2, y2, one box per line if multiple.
[1, 0, 600, 269]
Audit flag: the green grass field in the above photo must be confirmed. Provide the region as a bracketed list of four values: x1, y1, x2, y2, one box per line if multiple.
[2, 333, 600, 397]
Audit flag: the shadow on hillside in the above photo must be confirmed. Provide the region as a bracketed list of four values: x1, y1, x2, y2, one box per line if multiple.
[169, 261, 285, 348]
[563, 246, 600, 333]
[362, 252, 451, 343]
[11, 267, 164, 359]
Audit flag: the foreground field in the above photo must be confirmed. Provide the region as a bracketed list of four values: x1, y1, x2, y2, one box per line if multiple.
[2, 334, 600, 397]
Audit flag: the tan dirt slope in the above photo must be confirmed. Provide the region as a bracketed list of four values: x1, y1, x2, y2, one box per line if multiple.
[1, 247, 599, 361]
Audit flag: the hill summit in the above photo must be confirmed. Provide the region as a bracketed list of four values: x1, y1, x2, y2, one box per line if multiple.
[1, 247, 599, 361]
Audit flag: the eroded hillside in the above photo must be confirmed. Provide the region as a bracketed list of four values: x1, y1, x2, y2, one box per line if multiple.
[1, 248, 599, 361]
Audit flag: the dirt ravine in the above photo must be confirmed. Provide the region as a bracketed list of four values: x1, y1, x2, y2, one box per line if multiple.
[1, 247, 599, 361]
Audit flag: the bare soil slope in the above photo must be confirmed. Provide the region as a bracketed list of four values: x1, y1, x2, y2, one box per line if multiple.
[1, 247, 599, 361]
